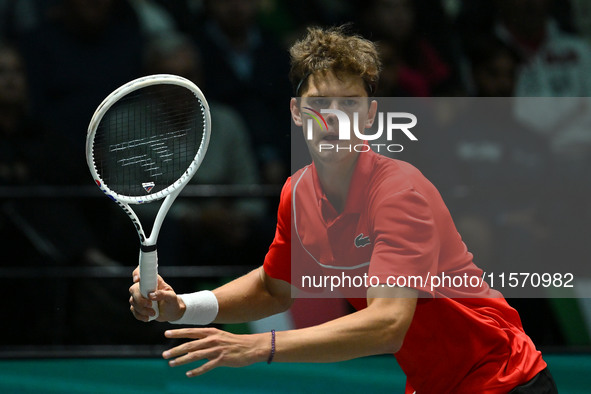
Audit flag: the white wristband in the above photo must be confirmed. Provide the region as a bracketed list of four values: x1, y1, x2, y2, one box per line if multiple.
[170, 290, 219, 325]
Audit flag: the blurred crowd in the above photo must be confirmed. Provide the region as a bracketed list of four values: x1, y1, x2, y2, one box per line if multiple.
[1, 0, 591, 348]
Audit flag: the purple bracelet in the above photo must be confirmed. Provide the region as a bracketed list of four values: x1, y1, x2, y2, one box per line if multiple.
[267, 330, 276, 364]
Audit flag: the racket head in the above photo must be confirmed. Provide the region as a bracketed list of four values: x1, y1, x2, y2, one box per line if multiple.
[86, 74, 211, 204]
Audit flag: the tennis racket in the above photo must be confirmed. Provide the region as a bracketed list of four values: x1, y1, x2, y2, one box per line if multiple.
[86, 74, 211, 321]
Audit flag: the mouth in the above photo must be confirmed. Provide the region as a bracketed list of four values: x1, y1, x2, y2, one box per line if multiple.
[321, 134, 339, 142]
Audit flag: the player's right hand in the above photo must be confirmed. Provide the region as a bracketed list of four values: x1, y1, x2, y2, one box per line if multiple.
[129, 267, 185, 322]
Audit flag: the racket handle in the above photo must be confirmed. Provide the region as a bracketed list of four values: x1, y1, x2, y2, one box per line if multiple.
[139, 247, 159, 321]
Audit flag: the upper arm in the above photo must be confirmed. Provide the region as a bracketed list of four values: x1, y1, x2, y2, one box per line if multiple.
[369, 189, 439, 296]
[262, 178, 293, 284]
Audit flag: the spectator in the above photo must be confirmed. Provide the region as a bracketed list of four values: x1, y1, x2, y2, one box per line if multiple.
[152, 0, 205, 36]
[492, 0, 591, 291]
[423, 35, 551, 272]
[0, 41, 122, 346]
[494, 0, 591, 97]
[0, 39, 115, 266]
[419, 35, 563, 345]
[456, 0, 578, 47]
[18, 0, 146, 184]
[189, 0, 291, 184]
[7, 1, 159, 345]
[0, 41, 41, 185]
[0, 0, 57, 41]
[464, 34, 519, 97]
[140, 32, 270, 271]
[128, 0, 178, 37]
[361, 0, 453, 96]
[492, 0, 591, 144]
[0, 41, 49, 266]
[0, 39, 71, 186]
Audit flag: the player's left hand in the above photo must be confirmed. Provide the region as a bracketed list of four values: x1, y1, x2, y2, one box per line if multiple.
[162, 328, 269, 377]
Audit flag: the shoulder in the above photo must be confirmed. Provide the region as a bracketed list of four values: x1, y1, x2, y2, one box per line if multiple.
[278, 165, 315, 214]
[289, 164, 314, 191]
[365, 153, 442, 215]
[370, 153, 429, 193]
[277, 175, 294, 213]
[280, 176, 292, 199]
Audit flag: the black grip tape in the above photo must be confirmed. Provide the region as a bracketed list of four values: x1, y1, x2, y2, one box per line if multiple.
[141, 244, 157, 253]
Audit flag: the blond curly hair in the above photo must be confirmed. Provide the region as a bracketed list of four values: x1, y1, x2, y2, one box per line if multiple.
[289, 25, 382, 96]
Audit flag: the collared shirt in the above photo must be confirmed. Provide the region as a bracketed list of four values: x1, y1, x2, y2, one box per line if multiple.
[267, 149, 493, 300]
[263, 150, 546, 393]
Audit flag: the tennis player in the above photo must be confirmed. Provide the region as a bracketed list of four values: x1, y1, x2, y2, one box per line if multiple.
[129, 26, 557, 393]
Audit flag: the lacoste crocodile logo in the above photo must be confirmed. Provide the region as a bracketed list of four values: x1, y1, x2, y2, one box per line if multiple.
[354, 233, 371, 248]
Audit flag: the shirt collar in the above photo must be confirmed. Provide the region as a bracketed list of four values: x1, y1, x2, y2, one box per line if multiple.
[311, 150, 376, 215]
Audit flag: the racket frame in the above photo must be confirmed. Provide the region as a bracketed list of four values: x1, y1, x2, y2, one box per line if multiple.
[86, 74, 211, 320]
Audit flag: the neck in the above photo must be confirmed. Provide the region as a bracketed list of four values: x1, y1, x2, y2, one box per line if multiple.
[314, 153, 359, 213]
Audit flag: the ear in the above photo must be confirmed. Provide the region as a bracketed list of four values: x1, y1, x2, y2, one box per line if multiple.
[365, 100, 378, 128]
[290, 97, 303, 126]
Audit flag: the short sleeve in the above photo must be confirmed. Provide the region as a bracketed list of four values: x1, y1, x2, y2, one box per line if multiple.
[368, 189, 439, 296]
[263, 178, 292, 283]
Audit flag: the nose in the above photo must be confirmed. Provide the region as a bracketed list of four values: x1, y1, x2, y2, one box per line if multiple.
[328, 99, 340, 109]
[324, 99, 340, 126]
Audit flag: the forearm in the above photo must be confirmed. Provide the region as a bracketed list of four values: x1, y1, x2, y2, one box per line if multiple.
[162, 290, 417, 376]
[271, 298, 414, 363]
[212, 267, 293, 324]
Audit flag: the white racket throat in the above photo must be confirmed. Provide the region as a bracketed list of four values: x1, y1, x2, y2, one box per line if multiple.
[86, 74, 211, 321]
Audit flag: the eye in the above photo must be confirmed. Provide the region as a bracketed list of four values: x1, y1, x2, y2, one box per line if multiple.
[309, 98, 329, 107]
[341, 99, 360, 108]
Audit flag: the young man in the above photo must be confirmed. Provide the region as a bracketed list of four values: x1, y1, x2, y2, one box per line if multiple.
[129, 26, 556, 393]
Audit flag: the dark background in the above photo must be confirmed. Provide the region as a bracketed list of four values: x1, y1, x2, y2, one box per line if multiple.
[1, 0, 591, 355]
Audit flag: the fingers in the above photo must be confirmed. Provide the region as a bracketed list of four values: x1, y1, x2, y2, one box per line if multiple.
[149, 289, 174, 302]
[166, 347, 217, 368]
[161, 329, 258, 378]
[129, 303, 153, 322]
[165, 327, 217, 341]
[185, 359, 220, 377]
[162, 329, 223, 377]
[151, 290, 181, 322]
[130, 267, 173, 322]
[132, 267, 139, 282]
[170, 352, 222, 377]
[129, 283, 155, 322]
[157, 274, 170, 289]
[129, 297, 155, 321]
[162, 329, 219, 361]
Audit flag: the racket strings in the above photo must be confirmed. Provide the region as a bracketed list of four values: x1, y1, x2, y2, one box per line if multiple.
[93, 84, 206, 197]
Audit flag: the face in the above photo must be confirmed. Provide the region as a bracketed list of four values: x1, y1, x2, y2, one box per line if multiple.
[495, 0, 550, 37]
[153, 46, 201, 83]
[208, 0, 259, 36]
[370, 0, 415, 42]
[473, 52, 517, 97]
[68, 0, 114, 27]
[290, 71, 378, 166]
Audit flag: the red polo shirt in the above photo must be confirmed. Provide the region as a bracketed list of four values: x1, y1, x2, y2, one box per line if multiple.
[263, 150, 546, 393]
